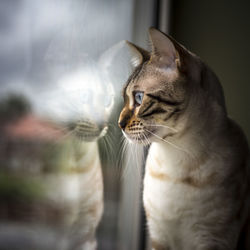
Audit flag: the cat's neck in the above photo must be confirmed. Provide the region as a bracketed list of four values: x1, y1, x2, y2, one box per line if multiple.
[149, 106, 229, 172]
[148, 129, 212, 180]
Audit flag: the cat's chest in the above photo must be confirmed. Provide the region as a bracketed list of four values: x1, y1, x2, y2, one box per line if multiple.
[143, 143, 210, 220]
[143, 143, 210, 248]
[143, 161, 195, 221]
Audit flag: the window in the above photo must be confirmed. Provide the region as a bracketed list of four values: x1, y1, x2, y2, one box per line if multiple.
[0, 0, 168, 249]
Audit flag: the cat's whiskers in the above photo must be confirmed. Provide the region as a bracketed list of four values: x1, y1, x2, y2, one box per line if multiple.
[144, 128, 187, 153]
[118, 133, 127, 159]
[137, 132, 146, 147]
[107, 122, 117, 130]
[141, 131, 151, 146]
[100, 126, 116, 168]
[122, 137, 134, 179]
[147, 124, 178, 133]
[117, 134, 130, 179]
[134, 135, 140, 175]
[136, 135, 144, 176]
[101, 134, 109, 151]
[101, 135, 114, 166]
[120, 132, 143, 178]
[106, 123, 119, 151]
[105, 134, 120, 178]
[138, 133, 145, 147]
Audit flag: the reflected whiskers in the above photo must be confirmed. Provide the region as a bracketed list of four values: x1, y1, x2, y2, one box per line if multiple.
[116, 134, 129, 178]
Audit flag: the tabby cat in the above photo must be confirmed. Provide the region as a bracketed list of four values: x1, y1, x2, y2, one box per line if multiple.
[119, 28, 250, 250]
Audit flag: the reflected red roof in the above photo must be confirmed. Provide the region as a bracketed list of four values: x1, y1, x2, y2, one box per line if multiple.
[4, 114, 66, 141]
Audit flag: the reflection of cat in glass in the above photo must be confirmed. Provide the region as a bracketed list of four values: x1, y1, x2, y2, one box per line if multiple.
[0, 53, 114, 249]
[46, 59, 114, 250]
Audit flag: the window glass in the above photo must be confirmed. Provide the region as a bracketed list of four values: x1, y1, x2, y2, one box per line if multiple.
[0, 0, 156, 249]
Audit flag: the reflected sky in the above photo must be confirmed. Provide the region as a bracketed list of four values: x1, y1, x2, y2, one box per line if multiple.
[0, 0, 133, 91]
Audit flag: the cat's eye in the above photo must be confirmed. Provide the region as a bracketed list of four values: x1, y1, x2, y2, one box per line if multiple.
[134, 92, 144, 105]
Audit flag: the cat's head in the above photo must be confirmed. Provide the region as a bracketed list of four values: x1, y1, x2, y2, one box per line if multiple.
[32, 56, 115, 142]
[118, 28, 226, 144]
[54, 65, 114, 142]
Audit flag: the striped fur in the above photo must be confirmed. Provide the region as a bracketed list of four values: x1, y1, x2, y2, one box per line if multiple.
[119, 28, 249, 250]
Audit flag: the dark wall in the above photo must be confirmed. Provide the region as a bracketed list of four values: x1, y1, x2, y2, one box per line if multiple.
[171, 0, 250, 141]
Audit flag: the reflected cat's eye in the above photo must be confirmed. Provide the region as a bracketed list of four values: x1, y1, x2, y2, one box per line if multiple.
[134, 92, 144, 105]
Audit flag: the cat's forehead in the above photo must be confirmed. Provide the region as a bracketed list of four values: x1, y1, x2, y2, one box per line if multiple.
[125, 63, 179, 95]
[127, 75, 158, 93]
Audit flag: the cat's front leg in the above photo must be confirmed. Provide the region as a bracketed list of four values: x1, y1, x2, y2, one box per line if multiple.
[151, 240, 171, 250]
[79, 240, 97, 250]
[196, 245, 231, 250]
[67, 236, 97, 250]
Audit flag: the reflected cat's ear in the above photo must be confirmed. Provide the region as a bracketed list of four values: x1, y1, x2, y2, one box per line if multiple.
[125, 41, 150, 67]
[149, 27, 187, 69]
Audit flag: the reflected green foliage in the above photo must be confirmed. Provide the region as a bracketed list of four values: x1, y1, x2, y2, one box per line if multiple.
[41, 141, 70, 173]
[0, 172, 45, 202]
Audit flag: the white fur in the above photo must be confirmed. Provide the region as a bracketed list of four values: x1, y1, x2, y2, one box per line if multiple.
[119, 28, 249, 249]
[144, 119, 249, 250]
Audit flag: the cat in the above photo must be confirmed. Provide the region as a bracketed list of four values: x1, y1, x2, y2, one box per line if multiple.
[118, 28, 250, 250]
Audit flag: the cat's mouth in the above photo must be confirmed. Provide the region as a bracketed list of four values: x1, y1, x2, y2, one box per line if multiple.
[68, 120, 108, 142]
[123, 123, 175, 145]
[123, 128, 153, 145]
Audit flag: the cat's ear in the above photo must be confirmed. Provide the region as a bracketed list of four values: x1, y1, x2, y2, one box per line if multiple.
[126, 41, 150, 67]
[149, 27, 187, 69]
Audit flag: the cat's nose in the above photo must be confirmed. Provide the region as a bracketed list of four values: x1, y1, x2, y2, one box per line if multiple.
[119, 108, 132, 130]
[118, 119, 126, 130]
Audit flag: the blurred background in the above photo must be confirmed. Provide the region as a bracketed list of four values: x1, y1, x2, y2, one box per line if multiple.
[0, 0, 249, 250]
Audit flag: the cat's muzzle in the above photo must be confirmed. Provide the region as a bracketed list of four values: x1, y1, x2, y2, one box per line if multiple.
[69, 120, 107, 142]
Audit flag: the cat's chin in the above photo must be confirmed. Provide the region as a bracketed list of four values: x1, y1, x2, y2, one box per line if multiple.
[122, 130, 151, 145]
[123, 127, 175, 145]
